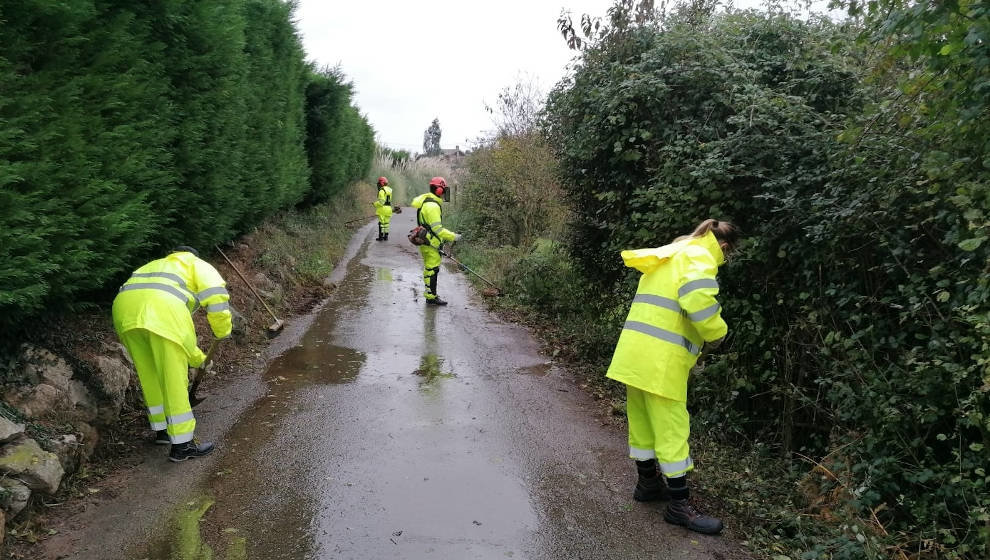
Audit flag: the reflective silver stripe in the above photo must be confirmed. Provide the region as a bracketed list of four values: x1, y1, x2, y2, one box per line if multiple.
[119, 283, 191, 305]
[659, 457, 694, 475]
[196, 287, 229, 300]
[131, 272, 188, 291]
[629, 446, 657, 460]
[678, 278, 718, 297]
[147, 405, 165, 415]
[633, 294, 681, 313]
[150, 421, 168, 430]
[429, 221, 442, 228]
[170, 432, 194, 444]
[623, 321, 701, 355]
[167, 411, 195, 425]
[205, 302, 230, 313]
[687, 303, 721, 322]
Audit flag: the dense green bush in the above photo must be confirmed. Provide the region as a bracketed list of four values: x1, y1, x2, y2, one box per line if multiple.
[538, 6, 987, 557]
[0, 0, 373, 338]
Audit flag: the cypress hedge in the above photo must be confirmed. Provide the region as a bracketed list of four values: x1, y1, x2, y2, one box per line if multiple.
[0, 0, 374, 337]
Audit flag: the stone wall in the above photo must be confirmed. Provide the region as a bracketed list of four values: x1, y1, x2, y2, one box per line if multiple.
[0, 343, 135, 536]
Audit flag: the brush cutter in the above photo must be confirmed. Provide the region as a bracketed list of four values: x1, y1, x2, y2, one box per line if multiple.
[438, 248, 502, 296]
[189, 339, 220, 407]
[215, 245, 285, 336]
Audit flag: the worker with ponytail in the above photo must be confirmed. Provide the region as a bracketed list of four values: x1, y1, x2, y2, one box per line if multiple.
[606, 218, 740, 535]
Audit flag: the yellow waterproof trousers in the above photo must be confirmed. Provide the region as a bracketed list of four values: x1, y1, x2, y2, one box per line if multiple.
[376, 206, 392, 234]
[119, 328, 197, 444]
[418, 245, 442, 300]
[625, 385, 694, 477]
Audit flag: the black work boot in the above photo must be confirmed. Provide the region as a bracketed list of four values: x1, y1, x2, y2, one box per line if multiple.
[384, 232, 389, 241]
[154, 430, 170, 445]
[633, 460, 668, 502]
[664, 499, 724, 535]
[426, 297, 448, 306]
[168, 440, 216, 463]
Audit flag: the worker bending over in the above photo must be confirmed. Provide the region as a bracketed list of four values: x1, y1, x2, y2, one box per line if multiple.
[112, 246, 231, 462]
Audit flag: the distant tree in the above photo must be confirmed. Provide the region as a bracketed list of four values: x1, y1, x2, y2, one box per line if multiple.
[423, 118, 442, 156]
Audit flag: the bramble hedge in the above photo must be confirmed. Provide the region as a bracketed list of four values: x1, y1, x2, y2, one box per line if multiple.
[539, 6, 987, 557]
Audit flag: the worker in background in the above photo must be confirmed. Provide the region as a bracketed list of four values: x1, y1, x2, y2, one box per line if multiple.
[111, 246, 231, 462]
[410, 177, 460, 306]
[374, 176, 393, 241]
[605, 219, 740, 535]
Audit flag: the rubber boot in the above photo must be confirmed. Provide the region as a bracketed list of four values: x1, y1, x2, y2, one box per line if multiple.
[168, 440, 216, 463]
[154, 430, 170, 445]
[376, 224, 383, 241]
[384, 232, 389, 241]
[426, 268, 445, 305]
[633, 459, 668, 502]
[664, 498, 724, 535]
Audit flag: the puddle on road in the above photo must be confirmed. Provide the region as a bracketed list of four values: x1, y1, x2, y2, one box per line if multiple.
[142, 496, 247, 560]
[266, 343, 366, 386]
[412, 354, 456, 383]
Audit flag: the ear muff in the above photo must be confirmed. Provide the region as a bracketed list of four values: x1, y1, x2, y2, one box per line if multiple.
[434, 186, 445, 197]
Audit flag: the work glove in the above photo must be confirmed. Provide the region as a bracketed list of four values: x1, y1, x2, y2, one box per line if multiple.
[453, 233, 463, 242]
[705, 337, 725, 351]
[188, 347, 207, 369]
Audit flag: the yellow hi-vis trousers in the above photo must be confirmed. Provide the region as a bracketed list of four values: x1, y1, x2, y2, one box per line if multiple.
[119, 328, 197, 444]
[376, 206, 392, 233]
[625, 385, 694, 477]
[419, 245, 442, 300]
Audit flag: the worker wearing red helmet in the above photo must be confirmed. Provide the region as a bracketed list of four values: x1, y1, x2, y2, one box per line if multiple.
[410, 177, 460, 305]
[373, 177, 393, 241]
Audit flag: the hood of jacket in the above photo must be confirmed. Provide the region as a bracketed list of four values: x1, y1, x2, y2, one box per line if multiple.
[620, 231, 725, 274]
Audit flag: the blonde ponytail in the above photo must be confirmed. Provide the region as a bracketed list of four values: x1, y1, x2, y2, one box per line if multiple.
[689, 219, 740, 250]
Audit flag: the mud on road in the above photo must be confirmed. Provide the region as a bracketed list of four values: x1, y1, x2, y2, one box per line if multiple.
[37, 211, 749, 560]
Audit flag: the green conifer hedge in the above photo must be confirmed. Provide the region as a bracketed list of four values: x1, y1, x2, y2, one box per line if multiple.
[0, 0, 374, 335]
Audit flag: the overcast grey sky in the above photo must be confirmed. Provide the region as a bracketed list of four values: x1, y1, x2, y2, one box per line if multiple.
[292, 1, 795, 153]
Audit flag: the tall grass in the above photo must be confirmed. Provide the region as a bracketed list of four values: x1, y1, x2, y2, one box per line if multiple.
[368, 152, 456, 205]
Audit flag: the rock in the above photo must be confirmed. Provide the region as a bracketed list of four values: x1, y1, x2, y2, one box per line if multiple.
[68, 379, 97, 419]
[92, 355, 132, 425]
[0, 479, 31, 518]
[75, 422, 99, 459]
[230, 307, 248, 343]
[252, 272, 274, 290]
[4, 384, 68, 419]
[0, 438, 64, 494]
[105, 341, 134, 367]
[49, 434, 82, 473]
[322, 279, 337, 290]
[0, 417, 24, 444]
[18, 344, 73, 393]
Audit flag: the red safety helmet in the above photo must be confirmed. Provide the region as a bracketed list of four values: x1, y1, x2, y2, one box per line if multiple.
[429, 176, 447, 196]
[377, 176, 388, 187]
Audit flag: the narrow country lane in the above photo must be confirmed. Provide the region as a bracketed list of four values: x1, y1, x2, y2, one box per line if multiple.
[41, 211, 749, 560]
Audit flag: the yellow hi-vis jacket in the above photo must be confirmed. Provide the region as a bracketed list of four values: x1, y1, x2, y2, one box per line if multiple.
[374, 186, 393, 215]
[112, 251, 232, 368]
[606, 232, 728, 402]
[411, 192, 457, 248]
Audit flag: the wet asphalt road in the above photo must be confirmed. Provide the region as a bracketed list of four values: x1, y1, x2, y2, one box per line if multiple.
[42, 211, 749, 560]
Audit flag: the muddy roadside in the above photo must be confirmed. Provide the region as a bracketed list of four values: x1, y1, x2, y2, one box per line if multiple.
[1, 185, 376, 557]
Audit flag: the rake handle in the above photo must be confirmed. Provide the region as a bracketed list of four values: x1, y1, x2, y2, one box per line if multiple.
[215, 245, 280, 324]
